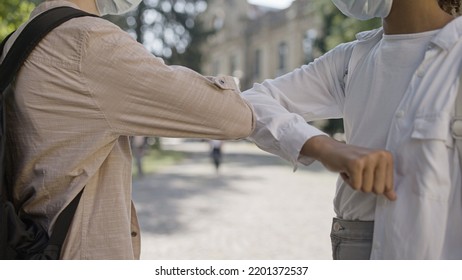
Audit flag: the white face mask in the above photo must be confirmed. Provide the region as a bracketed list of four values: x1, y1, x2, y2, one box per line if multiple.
[95, 0, 143, 16]
[331, 0, 393, 20]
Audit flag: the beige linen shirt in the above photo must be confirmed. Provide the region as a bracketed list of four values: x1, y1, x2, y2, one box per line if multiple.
[1, 1, 254, 259]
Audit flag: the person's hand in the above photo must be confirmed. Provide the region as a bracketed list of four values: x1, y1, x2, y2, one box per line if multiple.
[301, 135, 396, 201]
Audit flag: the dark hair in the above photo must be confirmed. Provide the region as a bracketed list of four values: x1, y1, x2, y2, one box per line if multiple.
[438, 0, 461, 15]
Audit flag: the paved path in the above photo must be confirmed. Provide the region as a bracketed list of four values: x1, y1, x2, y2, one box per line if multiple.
[132, 140, 337, 260]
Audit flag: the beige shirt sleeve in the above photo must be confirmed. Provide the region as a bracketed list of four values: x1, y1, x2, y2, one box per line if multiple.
[80, 19, 255, 140]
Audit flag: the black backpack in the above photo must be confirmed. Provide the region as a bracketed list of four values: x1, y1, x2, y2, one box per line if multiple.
[0, 6, 97, 260]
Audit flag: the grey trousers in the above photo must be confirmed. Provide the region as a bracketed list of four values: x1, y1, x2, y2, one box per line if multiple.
[330, 217, 374, 260]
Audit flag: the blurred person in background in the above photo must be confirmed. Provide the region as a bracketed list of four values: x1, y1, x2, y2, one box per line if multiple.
[243, 0, 462, 259]
[209, 139, 223, 173]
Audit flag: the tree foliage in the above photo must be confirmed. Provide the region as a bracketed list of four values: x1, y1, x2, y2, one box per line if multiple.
[313, 0, 382, 53]
[0, 0, 35, 40]
[122, 0, 211, 72]
[1, 0, 210, 72]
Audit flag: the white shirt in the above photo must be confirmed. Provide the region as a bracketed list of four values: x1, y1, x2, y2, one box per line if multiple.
[243, 17, 462, 259]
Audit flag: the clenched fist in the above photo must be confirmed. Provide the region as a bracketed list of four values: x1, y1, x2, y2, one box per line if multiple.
[301, 135, 397, 201]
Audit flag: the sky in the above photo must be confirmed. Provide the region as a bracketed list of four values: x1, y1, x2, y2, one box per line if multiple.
[247, 0, 295, 9]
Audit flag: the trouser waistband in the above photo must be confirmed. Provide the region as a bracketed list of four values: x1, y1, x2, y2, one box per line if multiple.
[331, 217, 374, 240]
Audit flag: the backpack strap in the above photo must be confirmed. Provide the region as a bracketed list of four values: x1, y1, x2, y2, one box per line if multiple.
[0, 33, 13, 61]
[0, 6, 98, 259]
[0, 31, 13, 198]
[452, 72, 462, 166]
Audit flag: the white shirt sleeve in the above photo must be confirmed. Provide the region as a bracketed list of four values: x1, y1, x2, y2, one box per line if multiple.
[242, 42, 355, 166]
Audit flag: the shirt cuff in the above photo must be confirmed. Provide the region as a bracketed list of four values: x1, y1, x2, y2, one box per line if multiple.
[278, 121, 327, 169]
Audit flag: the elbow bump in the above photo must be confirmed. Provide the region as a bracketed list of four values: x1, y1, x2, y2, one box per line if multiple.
[235, 105, 256, 139]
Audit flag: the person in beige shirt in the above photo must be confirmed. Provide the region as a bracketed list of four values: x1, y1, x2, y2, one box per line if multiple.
[1, 0, 255, 259]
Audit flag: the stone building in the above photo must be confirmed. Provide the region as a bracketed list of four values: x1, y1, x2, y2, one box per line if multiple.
[200, 0, 322, 90]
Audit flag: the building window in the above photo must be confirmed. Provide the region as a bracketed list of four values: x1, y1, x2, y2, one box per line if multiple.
[278, 42, 289, 76]
[253, 49, 262, 79]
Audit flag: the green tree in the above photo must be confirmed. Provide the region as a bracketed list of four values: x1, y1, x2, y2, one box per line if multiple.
[120, 0, 211, 72]
[0, 0, 35, 40]
[313, 0, 381, 53]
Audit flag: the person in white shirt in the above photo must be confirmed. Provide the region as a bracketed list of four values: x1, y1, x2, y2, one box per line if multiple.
[243, 0, 462, 259]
